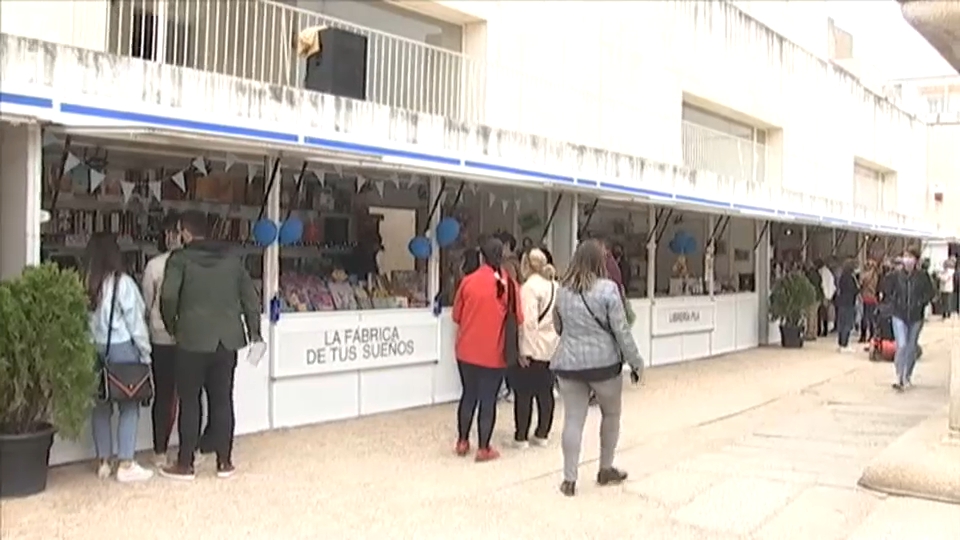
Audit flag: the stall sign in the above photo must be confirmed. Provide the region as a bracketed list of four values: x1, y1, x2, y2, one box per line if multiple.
[651, 302, 716, 336]
[275, 319, 438, 377]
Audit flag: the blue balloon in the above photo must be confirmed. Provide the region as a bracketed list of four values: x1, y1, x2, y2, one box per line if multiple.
[435, 217, 461, 248]
[668, 238, 680, 255]
[278, 216, 304, 246]
[252, 218, 278, 247]
[408, 236, 432, 260]
[681, 235, 697, 255]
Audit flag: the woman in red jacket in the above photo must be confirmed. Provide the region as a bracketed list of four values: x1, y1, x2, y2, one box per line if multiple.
[452, 237, 523, 461]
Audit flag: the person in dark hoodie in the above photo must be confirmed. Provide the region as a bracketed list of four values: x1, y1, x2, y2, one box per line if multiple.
[887, 247, 935, 391]
[834, 259, 860, 352]
[158, 211, 262, 480]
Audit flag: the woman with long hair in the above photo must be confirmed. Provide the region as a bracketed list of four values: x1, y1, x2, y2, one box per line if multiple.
[512, 248, 559, 448]
[85, 232, 154, 482]
[551, 239, 643, 496]
[452, 237, 523, 462]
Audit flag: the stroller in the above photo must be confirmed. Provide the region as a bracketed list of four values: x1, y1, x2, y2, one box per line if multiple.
[868, 307, 923, 362]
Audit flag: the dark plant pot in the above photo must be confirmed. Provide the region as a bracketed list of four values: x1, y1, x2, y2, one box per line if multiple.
[779, 324, 804, 349]
[0, 423, 55, 499]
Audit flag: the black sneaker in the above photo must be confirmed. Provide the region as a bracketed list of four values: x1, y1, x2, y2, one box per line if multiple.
[891, 383, 904, 393]
[597, 467, 628, 486]
[159, 464, 196, 481]
[559, 481, 576, 497]
[216, 462, 236, 479]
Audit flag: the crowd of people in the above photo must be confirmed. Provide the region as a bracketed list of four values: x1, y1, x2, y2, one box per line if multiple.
[451, 233, 643, 496]
[798, 248, 955, 391]
[84, 210, 262, 482]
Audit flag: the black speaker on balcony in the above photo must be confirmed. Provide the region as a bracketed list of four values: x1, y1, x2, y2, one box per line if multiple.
[303, 28, 368, 101]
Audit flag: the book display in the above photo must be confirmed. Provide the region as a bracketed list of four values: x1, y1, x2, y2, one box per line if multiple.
[277, 173, 429, 312]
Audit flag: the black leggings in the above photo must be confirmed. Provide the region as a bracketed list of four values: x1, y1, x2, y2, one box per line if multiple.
[509, 360, 555, 441]
[151, 343, 213, 455]
[457, 361, 504, 449]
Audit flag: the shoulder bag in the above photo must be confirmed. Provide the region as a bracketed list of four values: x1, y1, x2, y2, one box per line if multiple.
[579, 292, 623, 364]
[503, 277, 521, 367]
[98, 274, 155, 404]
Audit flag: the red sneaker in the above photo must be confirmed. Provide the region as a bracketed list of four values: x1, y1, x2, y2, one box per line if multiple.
[475, 447, 500, 462]
[455, 440, 470, 457]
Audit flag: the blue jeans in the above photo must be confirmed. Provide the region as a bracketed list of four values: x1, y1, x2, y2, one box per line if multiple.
[92, 341, 144, 461]
[836, 305, 856, 348]
[891, 317, 923, 386]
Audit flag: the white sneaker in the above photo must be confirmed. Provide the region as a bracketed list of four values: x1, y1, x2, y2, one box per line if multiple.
[513, 440, 529, 449]
[153, 452, 169, 468]
[96, 460, 112, 479]
[116, 462, 154, 483]
[531, 437, 549, 447]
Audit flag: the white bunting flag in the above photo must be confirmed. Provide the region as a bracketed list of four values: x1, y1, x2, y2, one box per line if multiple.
[148, 181, 163, 202]
[89, 169, 106, 192]
[225, 154, 238, 172]
[469, 183, 478, 194]
[316, 171, 326, 186]
[293, 171, 303, 185]
[374, 180, 384, 198]
[42, 132, 59, 148]
[171, 170, 186, 192]
[390, 172, 401, 189]
[120, 181, 135, 204]
[357, 175, 367, 192]
[246, 164, 258, 184]
[501, 200, 509, 214]
[488, 193, 496, 207]
[333, 164, 343, 177]
[406, 175, 418, 188]
[192, 157, 208, 176]
[64, 152, 82, 173]
[514, 198, 521, 212]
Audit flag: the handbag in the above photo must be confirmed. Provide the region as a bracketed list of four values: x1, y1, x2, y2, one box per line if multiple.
[503, 277, 521, 367]
[98, 274, 155, 404]
[537, 282, 556, 324]
[579, 292, 623, 364]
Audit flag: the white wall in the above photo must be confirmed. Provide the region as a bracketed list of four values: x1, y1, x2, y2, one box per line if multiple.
[0, 0, 108, 52]
[438, 0, 930, 222]
[0, 122, 43, 279]
[927, 124, 960, 238]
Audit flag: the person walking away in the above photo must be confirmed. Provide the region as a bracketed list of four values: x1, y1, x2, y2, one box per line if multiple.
[513, 248, 559, 448]
[815, 259, 837, 336]
[158, 211, 263, 480]
[888, 248, 935, 391]
[551, 239, 644, 497]
[858, 260, 880, 344]
[938, 259, 955, 319]
[834, 259, 860, 353]
[803, 262, 823, 341]
[452, 237, 523, 461]
[84, 233, 154, 482]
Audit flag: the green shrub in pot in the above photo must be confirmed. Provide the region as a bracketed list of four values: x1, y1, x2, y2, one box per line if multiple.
[769, 270, 818, 348]
[0, 264, 97, 498]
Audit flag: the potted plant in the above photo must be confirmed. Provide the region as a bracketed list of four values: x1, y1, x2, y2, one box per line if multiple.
[769, 270, 818, 349]
[0, 264, 97, 498]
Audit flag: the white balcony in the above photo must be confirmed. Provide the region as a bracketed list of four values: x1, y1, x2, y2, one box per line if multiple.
[681, 121, 766, 187]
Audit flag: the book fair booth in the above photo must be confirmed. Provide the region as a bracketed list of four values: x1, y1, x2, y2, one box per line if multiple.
[13, 130, 916, 464]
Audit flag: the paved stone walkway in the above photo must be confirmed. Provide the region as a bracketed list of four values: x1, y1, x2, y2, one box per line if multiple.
[2, 322, 958, 540]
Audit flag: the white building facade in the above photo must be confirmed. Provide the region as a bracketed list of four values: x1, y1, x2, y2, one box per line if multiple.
[0, 0, 953, 462]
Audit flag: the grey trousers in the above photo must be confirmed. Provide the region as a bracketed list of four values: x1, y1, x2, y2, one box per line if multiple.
[557, 375, 623, 482]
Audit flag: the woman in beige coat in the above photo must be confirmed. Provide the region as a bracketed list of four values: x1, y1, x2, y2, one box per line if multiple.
[511, 248, 560, 447]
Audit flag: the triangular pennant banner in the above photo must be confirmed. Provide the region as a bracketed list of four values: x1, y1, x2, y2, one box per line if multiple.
[374, 181, 384, 198]
[89, 169, 106, 192]
[42, 132, 59, 148]
[514, 198, 521, 212]
[501, 200, 509, 214]
[192, 157, 208, 176]
[469, 183, 478, 194]
[390, 173, 401, 189]
[171, 170, 186, 192]
[405, 175, 417, 188]
[333, 164, 343, 177]
[120, 181, 135, 204]
[64, 152, 82, 173]
[225, 154, 238, 172]
[148, 181, 163, 202]
[246, 164, 258, 184]
[316, 171, 325, 186]
[488, 193, 496, 207]
[357, 175, 368, 192]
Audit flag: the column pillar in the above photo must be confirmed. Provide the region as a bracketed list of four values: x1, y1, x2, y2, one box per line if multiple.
[550, 192, 576, 272]
[646, 206, 656, 300]
[756, 220, 772, 344]
[0, 121, 43, 279]
[705, 214, 716, 297]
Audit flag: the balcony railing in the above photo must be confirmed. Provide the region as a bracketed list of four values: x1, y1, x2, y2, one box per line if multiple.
[106, 0, 481, 122]
[681, 121, 766, 185]
[100, 0, 934, 235]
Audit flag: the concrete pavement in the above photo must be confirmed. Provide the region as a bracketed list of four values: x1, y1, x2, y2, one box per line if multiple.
[1, 321, 957, 540]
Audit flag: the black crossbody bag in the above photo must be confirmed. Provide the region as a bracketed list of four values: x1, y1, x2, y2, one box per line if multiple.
[579, 292, 624, 364]
[98, 275, 155, 404]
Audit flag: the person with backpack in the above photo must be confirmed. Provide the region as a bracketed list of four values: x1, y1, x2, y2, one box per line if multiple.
[512, 248, 559, 448]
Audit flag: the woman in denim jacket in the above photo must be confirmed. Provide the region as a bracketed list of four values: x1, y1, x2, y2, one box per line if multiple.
[85, 233, 154, 482]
